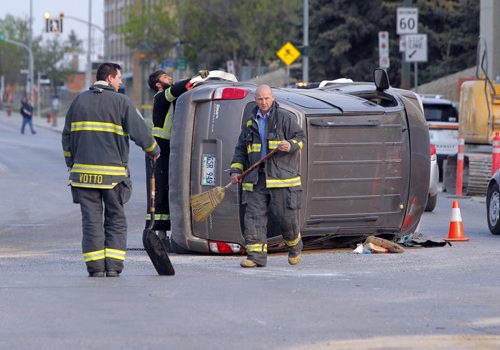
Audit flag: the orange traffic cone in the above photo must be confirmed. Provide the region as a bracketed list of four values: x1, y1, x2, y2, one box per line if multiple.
[402, 197, 417, 230]
[445, 200, 469, 241]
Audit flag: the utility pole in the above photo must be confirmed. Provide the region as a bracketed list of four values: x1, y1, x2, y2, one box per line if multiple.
[85, 0, 93, 90]
[37, 71, 41, 118]
[302, 0, 309, 83]
[28, 0, 34, 103]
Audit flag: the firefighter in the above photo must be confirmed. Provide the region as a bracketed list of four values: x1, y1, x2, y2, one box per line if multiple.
[145, 69, 209, 244]
[230, 84, 305, 268]
[62, 62, 160, 277]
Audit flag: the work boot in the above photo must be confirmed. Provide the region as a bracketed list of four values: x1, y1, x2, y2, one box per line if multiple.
[106, 270, 121, 277]
[240, 259, 258, 268]
[288, 254, 302, 266]
[89, 271, 105, 277]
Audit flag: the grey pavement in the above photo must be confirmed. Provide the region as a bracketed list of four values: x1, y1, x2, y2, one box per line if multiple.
[0, 109, 64, 133]
[2, 108, 500, 349]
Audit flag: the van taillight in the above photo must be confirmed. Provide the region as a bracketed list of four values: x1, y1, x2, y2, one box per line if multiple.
[208, 240, 244, 254]
[212, 87, 248, 100]
[430, 144, 436, 161]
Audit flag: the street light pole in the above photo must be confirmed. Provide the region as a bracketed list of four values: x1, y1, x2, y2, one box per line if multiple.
[302, 0, 309, 83]
[85, 0, 93, 90]
[3, 38, 33, 103]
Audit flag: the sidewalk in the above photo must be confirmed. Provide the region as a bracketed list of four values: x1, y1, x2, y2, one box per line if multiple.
[0, 109, 64, 133]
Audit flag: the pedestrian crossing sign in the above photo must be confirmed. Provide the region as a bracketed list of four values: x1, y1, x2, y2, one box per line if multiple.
[276, 42, 301, 66]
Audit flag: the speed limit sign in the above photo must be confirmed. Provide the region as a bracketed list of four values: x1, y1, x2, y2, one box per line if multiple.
[397, 7, 418, 35]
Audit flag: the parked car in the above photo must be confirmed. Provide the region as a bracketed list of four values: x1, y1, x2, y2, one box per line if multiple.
[487, 171, 500, 234]
[420, 94, 459, 180]
[168, 69, 430, 253]
[426, 144, 439, 212]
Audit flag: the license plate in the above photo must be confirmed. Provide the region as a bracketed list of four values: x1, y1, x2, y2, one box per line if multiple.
[201, 154, 216, 186]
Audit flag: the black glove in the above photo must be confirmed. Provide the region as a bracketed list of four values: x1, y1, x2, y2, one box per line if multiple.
[196, 70, 210, 79]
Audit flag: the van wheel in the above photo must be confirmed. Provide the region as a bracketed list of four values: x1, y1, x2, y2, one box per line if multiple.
[170, 237, 191, 254]
[487, 183, 500, 235]
[425, 194, 437, 212]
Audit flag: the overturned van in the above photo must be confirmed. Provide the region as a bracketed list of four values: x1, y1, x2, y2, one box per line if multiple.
[169, 70, 430, 253]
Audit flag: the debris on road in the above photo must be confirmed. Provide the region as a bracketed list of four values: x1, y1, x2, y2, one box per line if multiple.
[352, 236, 405, 254]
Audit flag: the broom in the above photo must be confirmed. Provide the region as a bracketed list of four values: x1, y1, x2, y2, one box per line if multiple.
[190, 148, 278, 222]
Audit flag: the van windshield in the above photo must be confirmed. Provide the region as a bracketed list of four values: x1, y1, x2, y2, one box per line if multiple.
[423, 104, 458, 123]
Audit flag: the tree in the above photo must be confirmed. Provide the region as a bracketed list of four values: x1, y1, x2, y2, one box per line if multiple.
[116, 0, 178, 66]
[417, 0, 478, 83]
[0, 14, 82, 93]
[307, 0, 479, 87]
[67, 29, 83, 54]
[34, 37, 74, 93]
[180, 0, 301, 74]
[0, 14, 35, 86]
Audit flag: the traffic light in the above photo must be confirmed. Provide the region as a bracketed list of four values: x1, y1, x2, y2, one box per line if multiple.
[44, 12, 63, 33]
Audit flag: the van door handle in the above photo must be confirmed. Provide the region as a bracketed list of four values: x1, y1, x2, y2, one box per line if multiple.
[310, 120, 380, 127]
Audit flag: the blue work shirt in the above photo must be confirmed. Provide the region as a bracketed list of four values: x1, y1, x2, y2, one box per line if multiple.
[257, 109, 270, 160]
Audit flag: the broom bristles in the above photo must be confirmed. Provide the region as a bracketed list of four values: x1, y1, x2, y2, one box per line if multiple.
[190, 186, 226, 222]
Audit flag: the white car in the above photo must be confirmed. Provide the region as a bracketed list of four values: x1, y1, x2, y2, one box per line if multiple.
[426, 144, 439, 212]
[421, 95, 459, 180]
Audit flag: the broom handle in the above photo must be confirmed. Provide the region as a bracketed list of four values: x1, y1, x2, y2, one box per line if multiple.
[238, 148, 279, 181]
[149, 158, 156, 228]
[223, 149, 279, 189]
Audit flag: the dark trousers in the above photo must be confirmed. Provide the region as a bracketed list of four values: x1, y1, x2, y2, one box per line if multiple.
[145, 139, 170, 231]
[21, 117, 35, 134]
[243, 173, 303, 266]
[72, 180, 131, 274]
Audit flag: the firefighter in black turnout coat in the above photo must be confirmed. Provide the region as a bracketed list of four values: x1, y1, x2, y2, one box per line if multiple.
[230, 84, 305, 268]
[145, 70, 209, 241]
[62, 63, 160, 277]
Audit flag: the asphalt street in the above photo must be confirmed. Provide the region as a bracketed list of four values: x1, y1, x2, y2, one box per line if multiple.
[1, 110, 500, 350]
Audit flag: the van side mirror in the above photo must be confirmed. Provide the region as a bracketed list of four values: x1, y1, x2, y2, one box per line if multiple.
[374, 68, 390, 91]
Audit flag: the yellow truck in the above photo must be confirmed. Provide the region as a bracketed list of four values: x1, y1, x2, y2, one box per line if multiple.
[443, 79, 500, 195]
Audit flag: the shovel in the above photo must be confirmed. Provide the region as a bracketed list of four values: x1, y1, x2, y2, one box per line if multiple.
[143, 158, 175, 275]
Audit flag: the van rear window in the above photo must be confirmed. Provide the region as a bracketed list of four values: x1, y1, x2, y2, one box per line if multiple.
[423, 104, 458, 123]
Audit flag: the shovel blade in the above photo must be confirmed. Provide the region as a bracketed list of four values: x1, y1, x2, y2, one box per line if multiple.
[142, 229, 175, 276]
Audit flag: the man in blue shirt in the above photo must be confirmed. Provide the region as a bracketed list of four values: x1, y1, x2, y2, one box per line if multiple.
[230, 85, 305, 268]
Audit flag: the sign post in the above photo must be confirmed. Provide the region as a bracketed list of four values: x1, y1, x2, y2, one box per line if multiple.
[397, 7, 418, 35]
[378, 31, 390, 69]
[405, 34, 428, 91]
[405, 34, 428, 62]
[397, 6, 418, 89]
[276, 42, 301, 86]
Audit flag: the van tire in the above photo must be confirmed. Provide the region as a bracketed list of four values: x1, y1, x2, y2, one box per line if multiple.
[425, 194, 437, 212]
[487, 182, 500, 235]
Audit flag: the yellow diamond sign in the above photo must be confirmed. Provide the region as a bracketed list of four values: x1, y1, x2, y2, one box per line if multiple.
[276, 41, 301, 66]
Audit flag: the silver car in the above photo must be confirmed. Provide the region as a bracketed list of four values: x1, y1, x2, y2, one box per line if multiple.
[426, 144, 439, 212]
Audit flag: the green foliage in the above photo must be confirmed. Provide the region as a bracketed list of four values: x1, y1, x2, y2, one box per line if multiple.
[116, 0, 177, 64]
[180, 0, 301, 72]
[67, 30, 83, 54]
[0, 14, 33, 84]
[0, 14, 81, 93]
[308, 0, 479, 86]
[34, 37, 74, 91]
